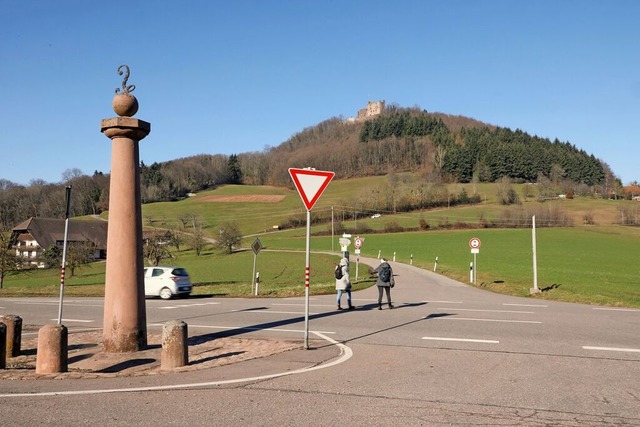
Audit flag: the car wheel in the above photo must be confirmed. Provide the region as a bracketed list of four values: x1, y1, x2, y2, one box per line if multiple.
[159, 287, 173, 300]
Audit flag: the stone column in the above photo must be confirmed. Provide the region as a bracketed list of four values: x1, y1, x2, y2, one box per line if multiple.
[100, 65, 150, 352]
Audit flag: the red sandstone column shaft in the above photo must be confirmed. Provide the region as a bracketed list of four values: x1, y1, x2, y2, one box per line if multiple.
[101, 117, 150, 352]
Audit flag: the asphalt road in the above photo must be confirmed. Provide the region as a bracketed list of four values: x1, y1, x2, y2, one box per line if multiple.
[1, 257, 640, 426]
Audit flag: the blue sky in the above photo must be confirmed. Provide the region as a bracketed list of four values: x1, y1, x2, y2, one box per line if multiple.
[1, 0, 638, 185]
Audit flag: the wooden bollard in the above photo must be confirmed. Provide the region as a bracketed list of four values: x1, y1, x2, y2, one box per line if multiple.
[161, 320, 188, 370]
[0, 323, 6, 369]
[36, 324, 68, 374]
[0, 314, 22, 358]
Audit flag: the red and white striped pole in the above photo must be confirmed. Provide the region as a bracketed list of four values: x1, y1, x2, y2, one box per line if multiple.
[304, 209, 311, 349]
[57, 186, 72, 325]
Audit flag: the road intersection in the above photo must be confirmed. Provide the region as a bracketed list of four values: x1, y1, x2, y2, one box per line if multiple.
[1, 257, 639, 425]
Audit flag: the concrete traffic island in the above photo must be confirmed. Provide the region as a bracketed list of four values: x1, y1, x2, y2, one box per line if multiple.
[0, 328, 303, 380]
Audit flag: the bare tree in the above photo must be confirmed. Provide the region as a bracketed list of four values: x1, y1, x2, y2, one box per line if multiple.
[0, 229, 18, 289]
[215, 222, 242, 254]
[144, 233, 173, 266]
[65, 241, 95, 277]
[168, 227, 184, 251]
[496, 176, 520, 205]
[190, 216, 206, 256]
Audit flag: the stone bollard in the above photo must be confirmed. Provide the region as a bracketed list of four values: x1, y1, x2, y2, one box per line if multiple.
[0, 323, 6, 369]
[36, 324, 68, 374]
[161, 320, 188, 370]
[0, 314, 22, 358]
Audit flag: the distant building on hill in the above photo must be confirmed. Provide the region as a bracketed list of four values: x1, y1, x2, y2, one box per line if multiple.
[346, 100, 386, 123]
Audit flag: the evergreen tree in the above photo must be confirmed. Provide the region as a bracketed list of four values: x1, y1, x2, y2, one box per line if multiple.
[227, 154, 243, 184]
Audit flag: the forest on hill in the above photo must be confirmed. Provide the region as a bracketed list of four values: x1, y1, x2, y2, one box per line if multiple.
[0, 104, 625, 230]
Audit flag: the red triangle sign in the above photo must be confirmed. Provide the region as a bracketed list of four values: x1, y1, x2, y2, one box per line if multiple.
[288, 168, 335, 211]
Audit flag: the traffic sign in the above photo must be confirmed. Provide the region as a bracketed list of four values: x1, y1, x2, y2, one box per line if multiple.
[251, 237, 263, 255]
[288, 168, 335, 211]
[469, 237, 481, 249]
[354, 236, 363, 249]
[338, 238, 351, 246]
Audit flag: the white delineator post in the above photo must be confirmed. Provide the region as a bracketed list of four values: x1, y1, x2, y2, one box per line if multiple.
[530, 215, 540, 294]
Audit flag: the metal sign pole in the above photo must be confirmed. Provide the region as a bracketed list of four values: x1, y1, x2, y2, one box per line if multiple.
[474, 252, 478, 284]
[252, 252, 257, 295]
[304, 209, 311, 350]
[287, 168, 335, 351]
[57, 186, 72, 325]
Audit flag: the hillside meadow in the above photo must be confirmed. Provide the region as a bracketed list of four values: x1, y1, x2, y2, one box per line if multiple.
[3, 176, 640, 308]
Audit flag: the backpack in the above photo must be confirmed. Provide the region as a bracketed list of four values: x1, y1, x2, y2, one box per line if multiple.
[379, 265, 391, 282]
[334, 264, 344, 280]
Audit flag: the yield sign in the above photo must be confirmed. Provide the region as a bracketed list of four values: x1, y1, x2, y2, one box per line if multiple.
[288, 168, 335, 211]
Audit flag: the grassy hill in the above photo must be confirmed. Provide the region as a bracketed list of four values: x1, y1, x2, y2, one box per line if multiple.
[134, 175, 640, 307]
[4, 175, 640, 308]
[137, 174, 636, 238]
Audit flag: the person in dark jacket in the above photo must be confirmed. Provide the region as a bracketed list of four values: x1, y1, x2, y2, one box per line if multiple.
[335, 257, 354, 310]
[373, 259, 394, 310]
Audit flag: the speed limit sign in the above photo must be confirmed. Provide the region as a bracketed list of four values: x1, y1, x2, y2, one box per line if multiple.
[469, 237, 481, 250]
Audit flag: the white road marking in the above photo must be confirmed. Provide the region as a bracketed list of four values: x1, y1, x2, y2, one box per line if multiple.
[18, 301, 103, 307]
[0, 331, 349, 398]
[503, 303, 548, 308]
[423, 300, 463, 304]
[583, 346, 640, 353]
[232, 309, 318, 315]
[592, 307, 640, 313]
[158, 302, 221, 310]
[272, 303, 336, 307]
[50, 319, 94, 323]
[428, 316, 541, 324]
[422, 336, 499, 344]
[438, 308, 535, 314]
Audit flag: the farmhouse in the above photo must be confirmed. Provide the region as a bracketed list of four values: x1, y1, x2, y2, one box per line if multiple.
[10, 217, 108, 268]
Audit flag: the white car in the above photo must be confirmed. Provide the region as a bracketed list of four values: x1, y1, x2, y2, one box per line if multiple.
[371, 213, 381, 219]
[144, 266, 192, 299]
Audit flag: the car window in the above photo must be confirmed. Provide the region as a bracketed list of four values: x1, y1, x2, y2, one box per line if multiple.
[152, 268, 164, 277]
[171, 268, 188, 276]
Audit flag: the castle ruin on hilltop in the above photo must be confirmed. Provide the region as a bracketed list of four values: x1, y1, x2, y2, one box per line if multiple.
[346, 100, 385, 123]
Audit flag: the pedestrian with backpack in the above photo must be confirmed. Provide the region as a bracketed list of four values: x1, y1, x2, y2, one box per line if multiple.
[335, 257, 354, 310]
[373, 258, 394, 310]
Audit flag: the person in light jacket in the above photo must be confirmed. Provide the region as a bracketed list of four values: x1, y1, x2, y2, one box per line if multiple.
[373, 258, 394, 310]
[335, 257, 354, 310]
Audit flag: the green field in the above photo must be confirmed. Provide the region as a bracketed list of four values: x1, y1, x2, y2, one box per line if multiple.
[3, 176, 640, 308]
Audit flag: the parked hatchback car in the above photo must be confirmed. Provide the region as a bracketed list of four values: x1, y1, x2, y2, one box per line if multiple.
[143, 266, 192, 299]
